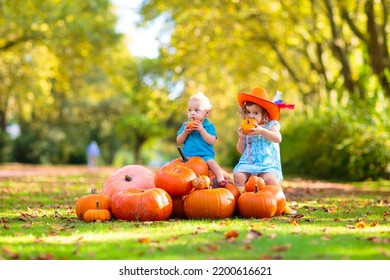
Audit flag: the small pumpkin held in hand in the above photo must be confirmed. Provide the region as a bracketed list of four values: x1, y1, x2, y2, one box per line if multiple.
[240, 118, 257, 134]
[186, 118, 197, 129]
[83, 201, 111, 223]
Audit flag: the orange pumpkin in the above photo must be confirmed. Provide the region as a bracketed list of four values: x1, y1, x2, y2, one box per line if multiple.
[240, 118, 257, 134]
[186, 118, 197, 129]
[238, 184, 277, 218]
[169, 146, 209, 176]
[102, 165, 156, 199]
[224, 182, 241, 201]
[184, 187, 235, 219]
[192, 175, 211, 190]
[112, 188, 172, 221]
[83, 201, 111, 223]
[263, 184, 286, 216]
[170, 195, 188, 219]
[75, 189, 111, 220]
[245, 175, 266, 192]
[154, 164, 196, 196]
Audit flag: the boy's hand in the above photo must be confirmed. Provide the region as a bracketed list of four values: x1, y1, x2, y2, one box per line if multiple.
[186, 119, 201, 131]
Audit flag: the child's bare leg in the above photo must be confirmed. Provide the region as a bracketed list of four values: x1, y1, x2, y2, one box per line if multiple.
[233, 171, 250, 187]
[207, 159, 226, 184]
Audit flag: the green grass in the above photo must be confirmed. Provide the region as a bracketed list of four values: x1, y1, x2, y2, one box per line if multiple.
[0, 165, 389, 260]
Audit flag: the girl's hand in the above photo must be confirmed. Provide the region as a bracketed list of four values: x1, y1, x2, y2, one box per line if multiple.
[237, 127, 246, 139]
[248, 124, 266, 135]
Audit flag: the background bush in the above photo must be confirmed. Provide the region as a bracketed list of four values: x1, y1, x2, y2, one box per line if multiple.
[281, 107, 390, 181]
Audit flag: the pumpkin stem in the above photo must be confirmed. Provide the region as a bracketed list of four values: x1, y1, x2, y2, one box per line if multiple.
[96, 201, 100, 210]
[254, 183, 259, 193]
[177, 146, 189, 162]
[124, 174, 132, 182]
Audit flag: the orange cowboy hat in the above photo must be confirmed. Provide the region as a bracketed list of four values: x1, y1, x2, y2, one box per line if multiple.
[237, 87, 280, 121]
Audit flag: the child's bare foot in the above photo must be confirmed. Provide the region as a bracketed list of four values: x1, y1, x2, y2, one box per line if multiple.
[283, 205, 297, 216]
[218, 180, 229, 187]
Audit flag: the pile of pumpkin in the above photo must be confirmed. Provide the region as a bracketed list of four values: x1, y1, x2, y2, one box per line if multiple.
[75, 148, 286, 222]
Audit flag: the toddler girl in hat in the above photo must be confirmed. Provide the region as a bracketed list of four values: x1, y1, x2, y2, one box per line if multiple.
[233, 87, 296, 215]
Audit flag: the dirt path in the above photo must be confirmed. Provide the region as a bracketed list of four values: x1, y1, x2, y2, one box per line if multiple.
[0, 163, 117, 178]
[1, 163, 388, 202]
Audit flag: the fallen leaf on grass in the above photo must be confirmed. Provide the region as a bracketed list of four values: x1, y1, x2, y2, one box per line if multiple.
[241, 244, 253, 250]
[36, 253, 56, 260]
[290, 219, 298, 227]
[247, 229, 262, 240]
[193, 227, 207, 234]
[224, 230, 239, 239]
[1, 247, 19, 259]
[167, 236, 179, 242]
[22, 222, 33, 229]
[290, 213, 305, 219]
[261, 254, 283, 260]
[2, 220, 9, 230]
[323, 206, 337, 213]
[267, 233, 277, 239]
[323, 227, 329, 233]
[137, 237, 150, 244]
[367, 237, 390, 243]
[197, 244, 220, 253]
[321, 235, 332, 241]
[355, 221, 366, 228]
[370, 221, 379, 227]
[271, 243, 292, 252]
[34, 237, 43, 243]
[243, 229, 262, 244]
[379, 249, 390, 258]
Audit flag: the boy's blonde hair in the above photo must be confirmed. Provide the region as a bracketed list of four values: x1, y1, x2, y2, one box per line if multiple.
[189, 92, 212, 110]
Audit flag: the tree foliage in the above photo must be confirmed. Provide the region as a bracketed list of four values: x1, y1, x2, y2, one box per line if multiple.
[0, 0, 179, 165]
[139, 0, 389, 180]
[0, 0, 388, 180]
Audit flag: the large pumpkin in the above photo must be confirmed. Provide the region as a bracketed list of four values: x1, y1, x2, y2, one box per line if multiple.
[75, 189, 111, 220]
[170, 195, 187, 219]
[154, 164, 196, 196]
[111, 188, 172, 221]
[169, 146, 209, 176]
[184, 187, 235, 219]
[238, 185, 277, 218]
[102, 165, 156, 199]
[264, 184, 286, 216]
